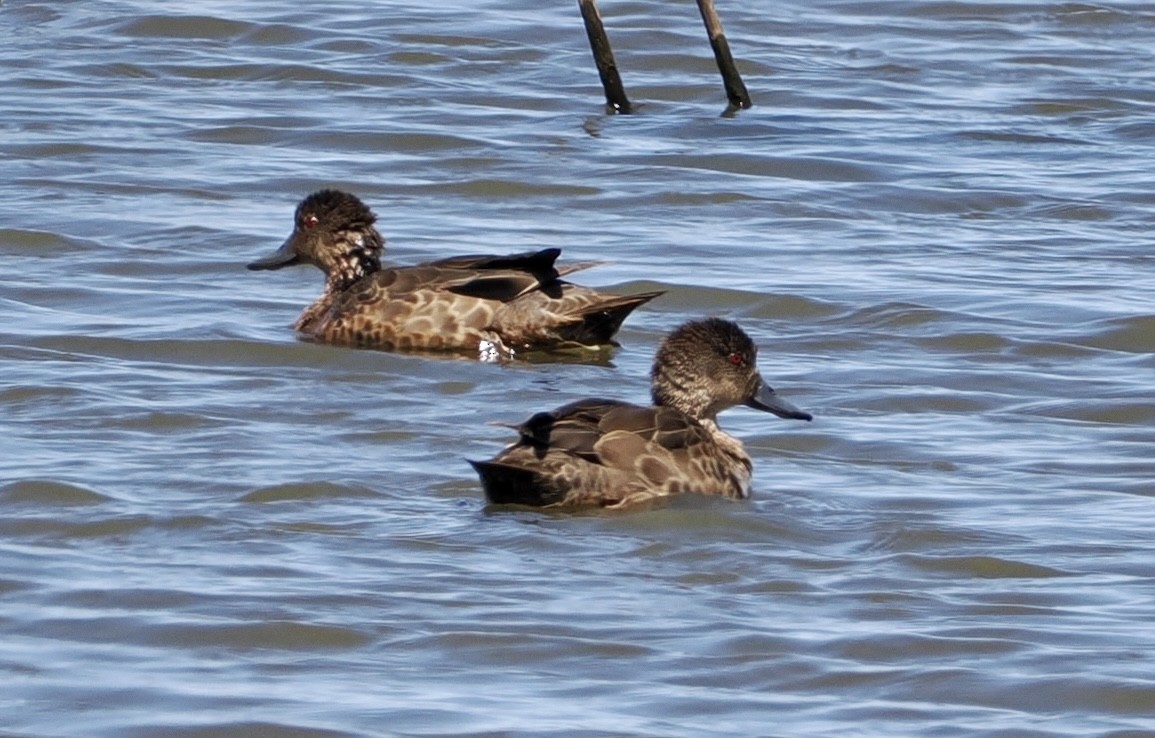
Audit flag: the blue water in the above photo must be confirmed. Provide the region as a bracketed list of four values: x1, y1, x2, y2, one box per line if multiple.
[3, 1, 1155, 736]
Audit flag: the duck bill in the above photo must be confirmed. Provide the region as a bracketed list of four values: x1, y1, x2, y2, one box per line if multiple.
[746, 378, 813, 421]
[246, 232, 303, 271]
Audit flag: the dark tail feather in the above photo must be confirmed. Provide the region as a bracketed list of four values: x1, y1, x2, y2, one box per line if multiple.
[561, 290, 665, 345]
[468, 459, 565, 507]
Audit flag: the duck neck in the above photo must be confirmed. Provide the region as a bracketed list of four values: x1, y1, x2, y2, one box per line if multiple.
[325, 229, 383, 292]
[651, 376, 717, 423]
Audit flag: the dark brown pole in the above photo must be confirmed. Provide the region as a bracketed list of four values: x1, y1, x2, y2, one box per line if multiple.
[695, 0, 752, 110]
[577, 0, 633, 114]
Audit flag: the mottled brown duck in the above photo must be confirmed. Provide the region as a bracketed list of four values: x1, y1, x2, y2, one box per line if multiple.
[470, 317, 812, 508]
[247, 189, 663, 358]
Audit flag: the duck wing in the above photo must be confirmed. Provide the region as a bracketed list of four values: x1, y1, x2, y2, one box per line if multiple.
[424, 247, 616, 304]
[473, 399, 720, 508]
[425, 247, 605, 281]
[517, 399, 708, 457]
[441, 249, 561, 301]
[342, 258, 553, 305]
[514, 398, 717, 479]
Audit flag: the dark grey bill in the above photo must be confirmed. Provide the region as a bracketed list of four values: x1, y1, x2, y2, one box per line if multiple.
[246, 234, 301, 271]
[746, 378, 813, 421]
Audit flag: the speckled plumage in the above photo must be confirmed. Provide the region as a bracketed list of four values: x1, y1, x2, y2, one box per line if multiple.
[470, 318, 813, 509]
[247, 190, 664, 355]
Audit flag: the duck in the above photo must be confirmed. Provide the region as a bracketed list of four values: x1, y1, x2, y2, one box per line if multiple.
[470, 317, 812, 508]
[246, 189, 664, 358]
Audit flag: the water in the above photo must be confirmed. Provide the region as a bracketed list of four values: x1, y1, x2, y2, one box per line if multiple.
[3, 0, 1155, 735]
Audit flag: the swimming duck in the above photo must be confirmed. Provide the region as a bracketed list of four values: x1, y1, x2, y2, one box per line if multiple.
[247, 189, 664, 357]
[470, 317, 812, 508]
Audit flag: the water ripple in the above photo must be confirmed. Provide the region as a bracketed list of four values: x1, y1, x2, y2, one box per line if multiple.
[2, 1, 1155, 737]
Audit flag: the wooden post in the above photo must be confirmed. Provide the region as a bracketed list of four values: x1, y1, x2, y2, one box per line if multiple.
[695, 0, 752, 110]
[577, 0, 633, 114]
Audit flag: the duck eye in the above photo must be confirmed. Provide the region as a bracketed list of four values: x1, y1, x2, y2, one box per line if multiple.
[727, 352, 744, 366]
[302, 214, 319, 229]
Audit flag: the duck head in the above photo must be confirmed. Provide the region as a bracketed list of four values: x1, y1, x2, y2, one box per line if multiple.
[247, 189, 385, 291]
[651, 317, 812, 423]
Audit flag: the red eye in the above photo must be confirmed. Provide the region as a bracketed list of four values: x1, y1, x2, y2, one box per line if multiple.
[727, 352, 744, 366]
[302, 214, 319, 229]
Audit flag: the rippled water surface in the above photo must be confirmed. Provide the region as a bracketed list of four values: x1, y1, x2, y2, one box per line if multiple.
[3, 1, 1155, 736]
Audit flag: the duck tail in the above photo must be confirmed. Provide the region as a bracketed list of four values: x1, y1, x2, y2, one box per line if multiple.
[562, 290, 666, 345]
[468, 459, 567, 507]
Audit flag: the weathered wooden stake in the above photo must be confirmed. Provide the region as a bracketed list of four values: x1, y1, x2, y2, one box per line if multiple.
[695, 0, 752, 110]
[577, 0, 633, 114]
